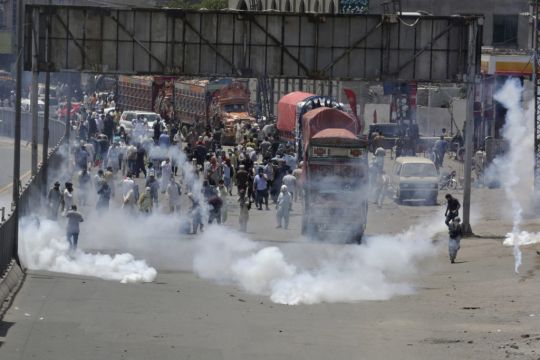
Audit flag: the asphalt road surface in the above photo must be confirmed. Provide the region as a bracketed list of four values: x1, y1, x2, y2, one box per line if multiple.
[1, 153, 540, 360]
[0, 137, 38, 209]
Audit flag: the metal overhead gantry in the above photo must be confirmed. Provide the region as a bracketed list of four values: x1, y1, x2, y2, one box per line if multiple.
[24, 5, 478, 82]
[20, 4, 483, 231]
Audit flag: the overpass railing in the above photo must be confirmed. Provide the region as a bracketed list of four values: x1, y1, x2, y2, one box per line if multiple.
[0, 107, 65, 146]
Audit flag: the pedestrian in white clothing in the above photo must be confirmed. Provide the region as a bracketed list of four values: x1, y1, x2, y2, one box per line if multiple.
[62, 182, 74, 215]
[166, 175, 182, 213]
[276, 185, 292, 229]
[121, 174, 135, 198]
[160, 158, 173, 192]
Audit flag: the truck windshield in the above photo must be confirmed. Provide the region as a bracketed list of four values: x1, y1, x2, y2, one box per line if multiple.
[400, 163, 437, 177]
[223, 104, 246, 112]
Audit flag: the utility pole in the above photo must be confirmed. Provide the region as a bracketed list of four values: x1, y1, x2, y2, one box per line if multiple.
[462, 18, 482, 235]
[42, 6, 51, 196]
[533, 0, 540, 203]
[13, 0, 23, 204]
[30, 6, 39, 176]
[12, 0, 24, 263]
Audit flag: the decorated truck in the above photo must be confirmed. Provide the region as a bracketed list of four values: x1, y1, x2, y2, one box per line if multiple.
[174, 79, 255, 143]
[276, 92, 369, 242]
[116, 75, 174, 121]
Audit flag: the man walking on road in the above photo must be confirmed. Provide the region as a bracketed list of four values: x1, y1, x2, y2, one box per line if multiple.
[47, 181, 62, 220]
[276, 185, 292, 229]
[434, 136, 447, 169]
[448, 217, 463, 263]
[65, 205, 84, 252]
[282, 169, 297, 206]
[444, 193, 461, 226]
[253, 167, 269, 210]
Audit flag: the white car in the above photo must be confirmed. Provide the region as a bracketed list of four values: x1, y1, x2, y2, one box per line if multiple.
[391, 156, 439, 205]
[21, 98, 45, 113]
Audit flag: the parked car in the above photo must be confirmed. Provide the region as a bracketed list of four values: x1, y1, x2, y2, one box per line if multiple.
[21, 98, 45, 113]
[390, 156, 439, 205]
[119, 110, 166, 141]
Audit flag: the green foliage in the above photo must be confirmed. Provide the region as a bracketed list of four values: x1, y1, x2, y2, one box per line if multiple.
[166, 0, 228, 9]
[198, 0, 228, 9]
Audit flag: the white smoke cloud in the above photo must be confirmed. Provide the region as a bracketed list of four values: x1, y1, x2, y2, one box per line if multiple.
[193, 221, 441, 305]
[19, 217, 157, 283]
[492, 79, 535, 273]
[17, 141, 201, 284]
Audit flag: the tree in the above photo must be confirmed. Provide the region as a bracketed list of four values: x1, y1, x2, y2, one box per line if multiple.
[166, 0, 228, 9]
[166, 0, 195, 8]
[198, 0, 228, 9]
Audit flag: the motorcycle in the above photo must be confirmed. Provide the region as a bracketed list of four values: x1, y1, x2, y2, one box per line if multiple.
[439, 170, 458, 190]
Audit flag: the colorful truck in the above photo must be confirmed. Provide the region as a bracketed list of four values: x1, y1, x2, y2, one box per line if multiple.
[174, 79, 255, 143]
[116, 75, 174, 121]
[276, 92, 369, 243]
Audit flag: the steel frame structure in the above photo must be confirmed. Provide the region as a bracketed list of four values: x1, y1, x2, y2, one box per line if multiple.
[24, 5, 479, 82]
[534, 0, 540, 191]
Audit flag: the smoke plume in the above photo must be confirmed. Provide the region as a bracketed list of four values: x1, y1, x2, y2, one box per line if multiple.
[194, 220, 441, 305]
[19, 217, 157, 283]
[492, 79, 535, 273]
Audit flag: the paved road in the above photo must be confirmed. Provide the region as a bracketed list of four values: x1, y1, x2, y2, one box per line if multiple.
[0, 137, 38, 209]
[1, 153, 540, 360]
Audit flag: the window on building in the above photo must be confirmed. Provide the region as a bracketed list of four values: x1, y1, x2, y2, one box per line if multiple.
[492, 15, 518, 47]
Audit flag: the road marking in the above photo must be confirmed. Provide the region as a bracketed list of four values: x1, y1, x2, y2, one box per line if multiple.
[0, 170, 32, 194]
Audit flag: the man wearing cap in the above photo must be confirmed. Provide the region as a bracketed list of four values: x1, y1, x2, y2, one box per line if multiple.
[47, 181, 62, 220]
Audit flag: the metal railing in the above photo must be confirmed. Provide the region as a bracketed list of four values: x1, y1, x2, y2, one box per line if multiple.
[0, 109, 66, 278]
[0, 108, 65, 147]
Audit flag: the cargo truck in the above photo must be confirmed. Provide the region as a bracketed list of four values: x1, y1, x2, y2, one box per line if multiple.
[174, 79, 256, 144]
[276, 92, 369, 243]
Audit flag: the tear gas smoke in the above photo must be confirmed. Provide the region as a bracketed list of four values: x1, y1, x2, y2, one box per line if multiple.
[503, 231, 540, 247]
[18, 140, 200, 283]
[492, 79, 535, 273]
[22, 135, 443, 303]
[19, 217, 157, 283]
[194, 220, 442, 305]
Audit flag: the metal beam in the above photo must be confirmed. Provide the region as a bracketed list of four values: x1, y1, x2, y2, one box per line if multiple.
[25, 5, 480, 82]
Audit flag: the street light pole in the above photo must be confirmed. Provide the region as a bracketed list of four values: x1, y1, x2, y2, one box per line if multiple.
[30, 6, 39, 176]
[462, 18, 482, 235]
[12, 0, 24, 263]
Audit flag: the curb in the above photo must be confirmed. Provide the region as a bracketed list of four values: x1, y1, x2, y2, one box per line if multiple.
[0, 261, 25, 317]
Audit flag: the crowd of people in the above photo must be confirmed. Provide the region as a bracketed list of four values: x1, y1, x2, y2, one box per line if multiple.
[45, 100, 306, 250]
